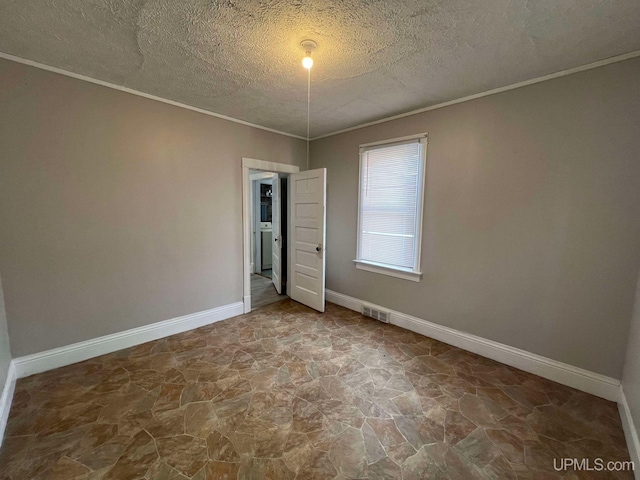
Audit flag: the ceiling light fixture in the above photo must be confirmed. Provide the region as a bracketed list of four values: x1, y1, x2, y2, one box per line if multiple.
[301, 40, 317, 169]
[301, 39, 316, 70]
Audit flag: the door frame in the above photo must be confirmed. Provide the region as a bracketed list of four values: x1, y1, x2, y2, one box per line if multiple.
[242, 158, 300, 313]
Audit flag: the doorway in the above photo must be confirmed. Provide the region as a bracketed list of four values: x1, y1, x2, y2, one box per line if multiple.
[249, 170, 287, 309]
[242, 158, 299, 313]
[242, 158, 327, 314]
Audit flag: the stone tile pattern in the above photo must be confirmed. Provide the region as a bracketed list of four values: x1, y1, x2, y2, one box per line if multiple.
[0, 300, 632, 479]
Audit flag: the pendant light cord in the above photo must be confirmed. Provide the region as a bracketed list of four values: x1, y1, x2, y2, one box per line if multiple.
[306, 67, 311, 170]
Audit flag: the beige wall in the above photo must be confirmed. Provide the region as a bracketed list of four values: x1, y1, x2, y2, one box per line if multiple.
[0, 274, 11, 387]
[0, 59, 306, 357]
[622, 270, 640, 444]
[310, 57, 640, 379]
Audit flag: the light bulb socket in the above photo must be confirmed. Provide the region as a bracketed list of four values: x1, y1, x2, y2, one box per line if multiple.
[300, 40, 318, 51]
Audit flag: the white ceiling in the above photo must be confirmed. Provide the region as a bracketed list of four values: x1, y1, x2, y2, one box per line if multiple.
[1, 0, 639, 138]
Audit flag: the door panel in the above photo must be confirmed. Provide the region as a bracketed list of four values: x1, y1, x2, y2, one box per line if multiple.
[271, 174, 282, 294]
[289, 169, 326, 312]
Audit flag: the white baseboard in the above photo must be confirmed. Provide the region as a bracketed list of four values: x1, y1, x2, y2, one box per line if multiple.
[13, 302, 244, 379]
[244, 295, 252, 314]
[619, 388, 640, 478]
[0, 361, 17, 449]
[326, 289, 621, 402]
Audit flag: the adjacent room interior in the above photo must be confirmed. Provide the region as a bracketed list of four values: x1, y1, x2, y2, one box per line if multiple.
[249, 170, 288, 309]
[0, 1, 639, 479]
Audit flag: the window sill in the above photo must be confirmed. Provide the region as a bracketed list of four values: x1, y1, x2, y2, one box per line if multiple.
[353, 260, 422, 282]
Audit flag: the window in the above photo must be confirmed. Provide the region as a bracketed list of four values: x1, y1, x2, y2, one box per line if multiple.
[355, 134, 427, 281]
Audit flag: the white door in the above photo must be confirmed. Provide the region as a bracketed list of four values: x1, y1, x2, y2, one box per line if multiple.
[271, 174, 282, 294]
[289, 168, 327, 312]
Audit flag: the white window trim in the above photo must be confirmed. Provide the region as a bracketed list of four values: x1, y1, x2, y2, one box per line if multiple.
[353, 259, 423, 282]
[355, 133, 428, 281]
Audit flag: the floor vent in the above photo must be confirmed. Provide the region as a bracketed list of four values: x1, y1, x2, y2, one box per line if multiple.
[362, 305, 390, 323]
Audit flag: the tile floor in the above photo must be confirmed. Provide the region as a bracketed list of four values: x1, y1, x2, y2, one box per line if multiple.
[0, 300, 632, 479]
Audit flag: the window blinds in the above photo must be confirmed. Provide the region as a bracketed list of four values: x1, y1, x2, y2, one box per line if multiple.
[359, 140, 423, 270]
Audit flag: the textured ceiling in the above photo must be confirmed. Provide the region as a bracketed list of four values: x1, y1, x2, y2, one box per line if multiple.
[1, 1, 639, 138]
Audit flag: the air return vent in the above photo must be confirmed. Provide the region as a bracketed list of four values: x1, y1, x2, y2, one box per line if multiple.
[362, 305, 390, 323]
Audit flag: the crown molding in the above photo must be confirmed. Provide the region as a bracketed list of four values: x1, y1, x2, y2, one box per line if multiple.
[3, 49, 639, 144]
[311, 50, 640, 141]
[0, 51, 307, 141]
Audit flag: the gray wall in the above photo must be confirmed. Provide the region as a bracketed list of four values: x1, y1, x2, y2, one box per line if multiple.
[622, 270, 640, 443]
[0, 274, 11, 388]
[310, 57, 640, 379]
[0, 58, 306, 357]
